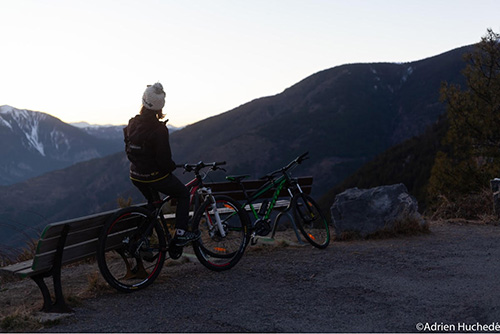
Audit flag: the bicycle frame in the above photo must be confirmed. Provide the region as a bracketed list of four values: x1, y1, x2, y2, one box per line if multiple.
[240, 168, 305, 224]
[145, 162, 227, 244]
[227, 152, 310, 243]
[243, 175, 287, 221]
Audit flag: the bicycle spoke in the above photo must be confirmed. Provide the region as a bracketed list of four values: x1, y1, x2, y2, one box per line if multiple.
[292, 194, 330, 249]
[97, 207, 166, 292]
[192, 196, 249, 270]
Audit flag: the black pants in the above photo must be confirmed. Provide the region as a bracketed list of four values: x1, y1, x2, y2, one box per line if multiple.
[132, 174, 190, 230]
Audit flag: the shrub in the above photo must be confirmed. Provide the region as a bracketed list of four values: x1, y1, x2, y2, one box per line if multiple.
[429, 187, 495, 221]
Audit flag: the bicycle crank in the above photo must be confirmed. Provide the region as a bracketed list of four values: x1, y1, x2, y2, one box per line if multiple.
[254, 219, 272, 236]
[168, 244, 183, 260]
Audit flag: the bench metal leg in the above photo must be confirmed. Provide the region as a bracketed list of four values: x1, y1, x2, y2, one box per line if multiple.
[273, 210, 305, 244]
[52, 260, 73, 313]
[31, 224, 73, 313]
[32, 275, 54, 313]
[31, 274, 73, 313]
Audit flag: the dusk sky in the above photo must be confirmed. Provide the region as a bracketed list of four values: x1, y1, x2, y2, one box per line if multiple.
[2, 0, 499, 127]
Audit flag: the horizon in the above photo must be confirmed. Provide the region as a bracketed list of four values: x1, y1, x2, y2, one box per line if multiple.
[0, 42, 473, 129]
[0, 43, 481, 129]
[2, 0, 499, 127]
[0, 42, 477, 129]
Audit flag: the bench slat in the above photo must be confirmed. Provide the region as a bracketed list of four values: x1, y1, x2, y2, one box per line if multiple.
[207, 177, 313, 192]
[207, 176, 312, 201]
[37, 211, 148, 254]
[0, 259, 34, 275]
[36, 226, 100, 255]
[40, 211, 116, 240]
[31, 239, 100, 273]
[32, 214, 147, 271]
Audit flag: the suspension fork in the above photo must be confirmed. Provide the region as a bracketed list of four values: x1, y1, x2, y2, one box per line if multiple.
[287, 177, 304, 197]
[199, 187, 227, 238]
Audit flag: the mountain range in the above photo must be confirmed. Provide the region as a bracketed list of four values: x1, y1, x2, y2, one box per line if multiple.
[0, 44, 474, 250]
[71, 121, 182, 140]
[0, 107, 183, 187]
[169, 45, 469, 195]
[0, 106, 124, 185]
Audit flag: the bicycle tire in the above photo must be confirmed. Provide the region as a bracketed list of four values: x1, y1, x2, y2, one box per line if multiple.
[291, 194, 330, 249]
[192, 195, 250, 271]
[97, 206, 166, 292]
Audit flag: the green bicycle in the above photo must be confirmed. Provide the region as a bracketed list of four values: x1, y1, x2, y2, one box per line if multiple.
[227, 152, 330, 249]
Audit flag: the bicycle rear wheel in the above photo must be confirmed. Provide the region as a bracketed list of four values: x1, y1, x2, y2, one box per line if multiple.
[97, 207, 166, 292]
[192, 195, 250, 271]
[292, 194, 330, 249]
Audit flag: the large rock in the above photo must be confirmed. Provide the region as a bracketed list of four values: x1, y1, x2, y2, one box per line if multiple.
[330, 183, 426, 238]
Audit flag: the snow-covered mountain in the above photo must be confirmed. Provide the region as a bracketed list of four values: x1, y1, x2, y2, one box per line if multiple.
[71, 122, 126, 140]
[71, 121, 182, 140]
[0, 105, 123, 185]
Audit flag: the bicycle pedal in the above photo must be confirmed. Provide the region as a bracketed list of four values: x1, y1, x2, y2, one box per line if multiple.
[251, 237, 259, 246]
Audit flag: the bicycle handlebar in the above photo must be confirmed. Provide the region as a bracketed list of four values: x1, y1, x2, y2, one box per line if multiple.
[176, 161, 226, 174]
[259, 151, 309, 180]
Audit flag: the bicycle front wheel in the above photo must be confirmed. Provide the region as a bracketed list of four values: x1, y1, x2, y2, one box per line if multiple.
[192, 195, 250, 271]
[292, 194, 330, 249]
[97, 207, 166, 292]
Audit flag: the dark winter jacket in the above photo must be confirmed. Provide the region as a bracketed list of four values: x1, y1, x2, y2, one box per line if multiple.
[123, 113, 176, 182]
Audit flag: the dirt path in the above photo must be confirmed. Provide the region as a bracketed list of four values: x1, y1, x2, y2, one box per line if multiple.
[3, 221, 500, 332]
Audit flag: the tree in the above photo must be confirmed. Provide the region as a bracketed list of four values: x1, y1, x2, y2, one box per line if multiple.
[428, 29, 500, 205]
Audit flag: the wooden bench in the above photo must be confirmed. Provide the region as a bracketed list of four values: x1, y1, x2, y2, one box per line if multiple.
[0, 209, 119, 313]
[0, 176, 314, 313]
[206, 176, 313, 243]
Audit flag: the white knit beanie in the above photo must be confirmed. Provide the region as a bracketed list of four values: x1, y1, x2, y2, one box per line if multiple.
[142, 82, 166, 111]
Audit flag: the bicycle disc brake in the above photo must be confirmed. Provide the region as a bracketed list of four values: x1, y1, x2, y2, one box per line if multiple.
[209, 223, 229, 241]
[168, 244, 183, 260]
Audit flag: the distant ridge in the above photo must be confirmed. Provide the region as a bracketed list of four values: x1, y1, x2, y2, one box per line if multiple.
[71, 121, 182, 137]
[170, 45, 472, 195]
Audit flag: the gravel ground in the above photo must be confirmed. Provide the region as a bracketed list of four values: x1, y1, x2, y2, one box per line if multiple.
[5, 220, 500, 333]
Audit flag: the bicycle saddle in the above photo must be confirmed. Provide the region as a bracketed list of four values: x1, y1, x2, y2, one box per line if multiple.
[226, 175, 250, 183]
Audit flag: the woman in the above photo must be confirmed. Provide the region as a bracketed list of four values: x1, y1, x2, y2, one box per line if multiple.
[123, 82, 200, 246]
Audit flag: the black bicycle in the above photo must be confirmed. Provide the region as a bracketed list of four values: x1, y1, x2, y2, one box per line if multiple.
[97, 162, 250, 292]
